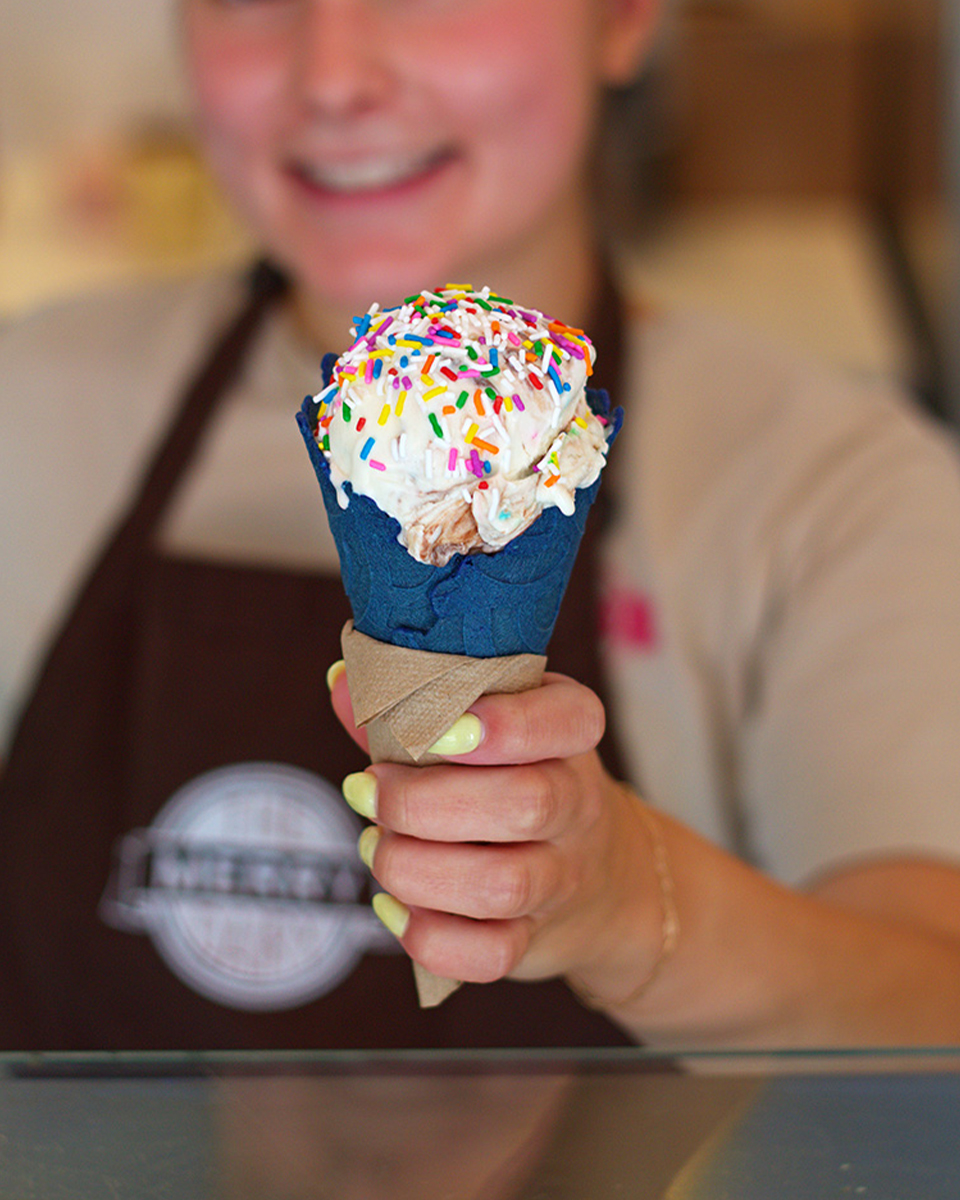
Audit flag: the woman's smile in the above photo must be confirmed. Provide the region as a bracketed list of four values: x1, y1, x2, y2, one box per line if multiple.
[288, 145, 458, 199]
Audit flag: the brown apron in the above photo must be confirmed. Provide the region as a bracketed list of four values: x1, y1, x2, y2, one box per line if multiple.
[0, 261, 630, 1050]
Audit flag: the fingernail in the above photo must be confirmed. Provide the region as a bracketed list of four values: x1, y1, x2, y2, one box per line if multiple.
[357, 825, 381, 870]
[326, 659, 346, 691]
[372, 892, 410, 939]
[428, 713, 482, 757]
[342, 772, 378, 820]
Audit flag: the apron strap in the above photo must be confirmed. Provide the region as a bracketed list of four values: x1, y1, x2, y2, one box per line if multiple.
[3, 261, 289, 765]
[90, 260, 289, 568]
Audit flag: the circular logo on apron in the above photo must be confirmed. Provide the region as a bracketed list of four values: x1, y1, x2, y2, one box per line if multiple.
[101, 763, 393, 1011]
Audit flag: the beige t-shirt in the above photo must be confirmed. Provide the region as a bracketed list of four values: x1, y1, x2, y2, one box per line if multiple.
[4, 271, 960, 886]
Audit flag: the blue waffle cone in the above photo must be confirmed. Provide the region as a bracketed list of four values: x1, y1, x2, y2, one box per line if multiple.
[297, 357, 621, 658]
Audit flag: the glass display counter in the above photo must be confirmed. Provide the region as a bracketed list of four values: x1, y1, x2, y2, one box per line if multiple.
[2, 1047, 958, 1198]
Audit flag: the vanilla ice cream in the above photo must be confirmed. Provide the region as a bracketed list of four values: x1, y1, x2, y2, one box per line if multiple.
[307, 285, 611, 566]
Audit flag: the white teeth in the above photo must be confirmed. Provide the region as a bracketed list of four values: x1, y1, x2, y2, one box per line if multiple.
[302, 151, 439, 192]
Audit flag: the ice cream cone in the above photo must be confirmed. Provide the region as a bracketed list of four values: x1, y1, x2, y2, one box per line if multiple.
[296, 289, 622, 1007]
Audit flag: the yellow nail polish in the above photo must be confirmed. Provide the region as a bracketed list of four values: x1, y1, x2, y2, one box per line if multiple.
[357, 825, 381, 870]
[342, 772, 378, 820]
[428, 713, 482, 757]
[372, 892, 410, 939]
[326, 659, 346, 691]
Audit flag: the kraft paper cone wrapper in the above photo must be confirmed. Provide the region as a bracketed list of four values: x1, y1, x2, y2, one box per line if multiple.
[298, 370, 622, 1006]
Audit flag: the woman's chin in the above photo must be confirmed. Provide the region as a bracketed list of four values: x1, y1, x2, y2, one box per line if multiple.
[293, 248, 474, 316]
[260, 169, 486, 310]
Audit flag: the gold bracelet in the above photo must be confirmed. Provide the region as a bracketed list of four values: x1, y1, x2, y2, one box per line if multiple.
[569, 791, 680, 1011]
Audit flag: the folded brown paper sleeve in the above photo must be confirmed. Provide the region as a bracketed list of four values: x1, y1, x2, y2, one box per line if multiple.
[341, 620, 546, 1007]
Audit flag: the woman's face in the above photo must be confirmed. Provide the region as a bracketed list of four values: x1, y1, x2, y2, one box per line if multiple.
[182, 0, 653, 312]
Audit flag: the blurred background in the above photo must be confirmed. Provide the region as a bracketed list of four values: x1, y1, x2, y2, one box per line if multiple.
[3, 0, 958, 422]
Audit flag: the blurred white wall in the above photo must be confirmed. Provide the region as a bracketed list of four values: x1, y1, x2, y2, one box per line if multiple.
[4, 0, 187, 152]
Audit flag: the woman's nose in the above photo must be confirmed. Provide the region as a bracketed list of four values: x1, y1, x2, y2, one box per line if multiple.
[294, 0, 394, 118]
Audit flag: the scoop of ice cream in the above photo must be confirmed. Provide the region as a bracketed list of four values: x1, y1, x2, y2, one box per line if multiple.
[307, 285, 611, 566]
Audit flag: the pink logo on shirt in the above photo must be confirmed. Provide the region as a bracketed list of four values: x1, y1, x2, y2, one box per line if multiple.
[599, 586, 658, 651]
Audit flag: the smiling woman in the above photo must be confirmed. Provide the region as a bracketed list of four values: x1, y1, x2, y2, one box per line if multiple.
[3, 0, 960, 1055]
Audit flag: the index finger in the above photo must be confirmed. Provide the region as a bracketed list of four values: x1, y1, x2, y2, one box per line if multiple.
[330, 665, 604, 767]
[444, 673, 605, 766]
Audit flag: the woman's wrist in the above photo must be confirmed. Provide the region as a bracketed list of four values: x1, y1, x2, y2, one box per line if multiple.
[567, 785, 680, 1014]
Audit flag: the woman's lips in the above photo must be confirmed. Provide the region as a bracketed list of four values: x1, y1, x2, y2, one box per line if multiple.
[288, 147, 457, 203]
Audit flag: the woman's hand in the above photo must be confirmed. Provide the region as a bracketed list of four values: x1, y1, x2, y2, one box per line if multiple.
[329, 662, 960, 1047]
[328, 668, 665, 996]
